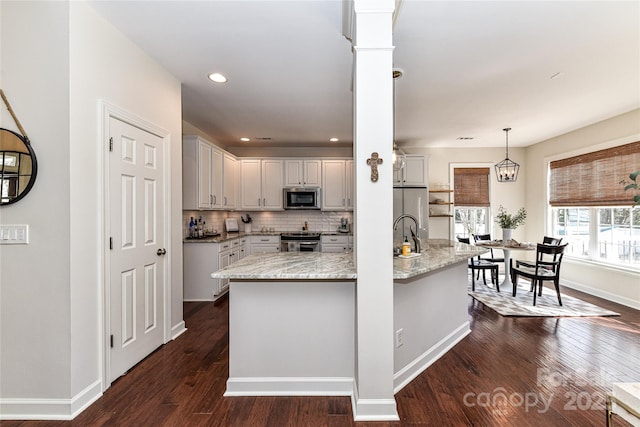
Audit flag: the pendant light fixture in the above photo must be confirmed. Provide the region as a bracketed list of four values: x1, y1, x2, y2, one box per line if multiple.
[495, 127, 519, 182]
[392, 68, 406, 171]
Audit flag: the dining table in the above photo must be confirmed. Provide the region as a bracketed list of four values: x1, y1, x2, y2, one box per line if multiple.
[476, 240, 535, 294]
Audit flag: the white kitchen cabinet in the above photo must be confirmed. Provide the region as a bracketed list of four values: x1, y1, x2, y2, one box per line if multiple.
[393, 154, 427, 187]
[322, 160, 353, 211]
[183, 135, 230, 209]
[284, 159, 321, 187]
[239, 159, 283, 210]
[249, 235, 281, 254]
[345, 159, 354, 210]
[183, 237, 245, 301]
[217, 237, 245, 295]
[223, 153, 237, 209]
[321, 234, 351, 253]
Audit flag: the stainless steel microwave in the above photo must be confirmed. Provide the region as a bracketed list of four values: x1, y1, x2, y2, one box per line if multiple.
[283, 187, 321, 210]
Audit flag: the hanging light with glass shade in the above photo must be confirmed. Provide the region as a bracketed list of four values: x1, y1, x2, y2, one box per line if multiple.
[392, 68, 406, 171]
[495, 127, 519, 182]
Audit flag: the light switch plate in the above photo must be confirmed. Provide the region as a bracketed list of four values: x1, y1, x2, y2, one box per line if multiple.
[0, 224, 29, 244]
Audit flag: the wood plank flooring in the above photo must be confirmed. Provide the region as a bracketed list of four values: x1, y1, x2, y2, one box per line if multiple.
[3, 284, 639, 426]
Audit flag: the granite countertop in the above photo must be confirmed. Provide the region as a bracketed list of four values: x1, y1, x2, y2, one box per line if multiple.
[211, 252, 357, 280]
[211, 239, 487, 281]
[184, 230, 352, 243]
[392, 239, 488, 280]
[183, 231, 279, 243]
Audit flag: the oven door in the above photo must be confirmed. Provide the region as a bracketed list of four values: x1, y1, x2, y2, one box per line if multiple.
[299, 241, 319, 252]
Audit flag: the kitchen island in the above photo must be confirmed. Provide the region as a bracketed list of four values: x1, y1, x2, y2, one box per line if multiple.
[211, 239, 486, 398]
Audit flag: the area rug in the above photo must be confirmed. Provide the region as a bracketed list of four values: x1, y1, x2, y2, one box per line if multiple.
[468, 279, 619, 317]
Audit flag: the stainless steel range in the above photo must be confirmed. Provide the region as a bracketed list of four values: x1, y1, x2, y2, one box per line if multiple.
[280, 232, 321, 252]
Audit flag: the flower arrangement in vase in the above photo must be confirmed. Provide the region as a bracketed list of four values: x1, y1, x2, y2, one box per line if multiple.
[495, 205, 527, 244]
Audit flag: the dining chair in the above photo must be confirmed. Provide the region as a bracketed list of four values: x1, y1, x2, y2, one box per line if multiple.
[472, 234, 505, 263]
[510, 243, 569, 306]
[457, 236, 499, 292]
[515, 236, 563, 291]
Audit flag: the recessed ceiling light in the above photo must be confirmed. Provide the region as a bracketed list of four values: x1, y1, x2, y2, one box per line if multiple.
[240, 137, 250, 142]
[208, 73, 228, 83]
[329, 137, 339, 142]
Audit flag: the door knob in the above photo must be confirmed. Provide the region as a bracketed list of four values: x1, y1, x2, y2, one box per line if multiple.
[156, 248, 166, 256]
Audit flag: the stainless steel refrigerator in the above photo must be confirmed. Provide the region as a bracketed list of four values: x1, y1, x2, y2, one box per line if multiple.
[393, 186, 429, 249]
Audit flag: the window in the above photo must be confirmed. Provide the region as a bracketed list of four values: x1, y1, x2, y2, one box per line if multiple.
[454, 207, 489, 238]
[551, 206, 640, 267]
[454, 167, 490, 239]
[549, 141, 640, 269]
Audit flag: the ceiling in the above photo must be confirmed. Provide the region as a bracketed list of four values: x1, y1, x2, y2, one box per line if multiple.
[89, 1, 639, 150]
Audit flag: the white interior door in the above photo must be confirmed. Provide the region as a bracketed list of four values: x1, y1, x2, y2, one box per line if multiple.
[108, 117, 165, 382]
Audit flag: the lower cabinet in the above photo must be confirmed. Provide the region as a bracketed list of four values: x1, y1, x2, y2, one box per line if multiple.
[249, 235, 281, 254]
[183, 237, 246, 301]
[320, 234, 352, 253]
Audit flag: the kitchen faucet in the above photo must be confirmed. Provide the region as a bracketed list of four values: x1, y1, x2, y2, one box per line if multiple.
[393, 214, 421, 253]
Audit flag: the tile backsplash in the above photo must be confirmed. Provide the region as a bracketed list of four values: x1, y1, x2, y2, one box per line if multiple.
[183, 210, 353, 237]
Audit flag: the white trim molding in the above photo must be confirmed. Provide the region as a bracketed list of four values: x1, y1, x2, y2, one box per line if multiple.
[0, 380, 102, 421]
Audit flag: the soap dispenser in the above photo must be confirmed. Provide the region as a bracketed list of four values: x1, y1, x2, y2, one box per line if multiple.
[402, 236, 411, 256]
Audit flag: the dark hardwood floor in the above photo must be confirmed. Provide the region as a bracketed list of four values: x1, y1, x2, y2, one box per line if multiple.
[3, 283, 639, 427]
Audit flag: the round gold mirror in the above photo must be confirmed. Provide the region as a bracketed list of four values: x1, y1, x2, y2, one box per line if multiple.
[0, 128, 38, 205]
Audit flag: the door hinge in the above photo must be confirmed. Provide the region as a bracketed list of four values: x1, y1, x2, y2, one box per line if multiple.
[109, 137, 113, 152]
[110, 334, 114, 348]
[109, 237, 113, 250]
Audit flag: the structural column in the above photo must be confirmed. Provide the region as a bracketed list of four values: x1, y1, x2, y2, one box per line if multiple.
[351, 0, 398, 421]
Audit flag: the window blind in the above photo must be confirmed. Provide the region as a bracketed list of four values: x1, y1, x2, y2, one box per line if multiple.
[454, 167, 490, 206]
[549, 141, 640, 206]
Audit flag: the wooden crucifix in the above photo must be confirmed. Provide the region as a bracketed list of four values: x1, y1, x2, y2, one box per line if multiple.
[366, 152, 383, 182]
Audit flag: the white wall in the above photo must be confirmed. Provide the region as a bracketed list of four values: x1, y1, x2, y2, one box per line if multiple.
[69, 0, 183, 398]
[0, 1, 72, 400]
[406, 146, 527, 240]
[524, 109, 640, 308]
[0, 1, 184, 418]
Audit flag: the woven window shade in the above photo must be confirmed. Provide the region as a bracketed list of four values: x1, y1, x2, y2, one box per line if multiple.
[454, 168, 490, 206]
[549, 141, 640, 206]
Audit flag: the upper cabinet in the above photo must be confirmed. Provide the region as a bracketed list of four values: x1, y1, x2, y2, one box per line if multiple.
[393, 154, 427, 187]
[183, 135, 233, 210]
[322, 159, 353, 211]
[239, 159, 284, 210]
[223, 153, 236, 209]
[284, 159, 322, 187]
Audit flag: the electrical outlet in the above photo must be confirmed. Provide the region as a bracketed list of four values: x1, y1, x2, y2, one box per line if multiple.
[395, 328, 404, 348]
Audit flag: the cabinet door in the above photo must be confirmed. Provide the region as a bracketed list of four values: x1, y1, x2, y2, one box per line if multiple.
[197, 141, 213, 208]
[322, 160, 346, 210]
[217, 250, 231, 295]
[345, 160, 354, 209]
[284, 160, 304, 187]
[262, 160, 284, 209]
[211, 147, 224, 208]
[401, 155, 427, 186]
[223, 153, 236, 209]
[303, 160, 322, 187]
[240, 160, 262, 209]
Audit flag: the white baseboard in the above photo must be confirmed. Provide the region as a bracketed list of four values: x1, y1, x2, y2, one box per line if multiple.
[393, 321, 471, 394]
[171, 320, 187, 340]
[224, 376, 354, 396]
[561, 279, 640, 310]
[351, 383, 400, 421]
[0, 380, 102, 421]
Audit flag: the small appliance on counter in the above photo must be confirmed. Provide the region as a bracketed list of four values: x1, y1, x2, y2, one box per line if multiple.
[338, 217, 350, 233]
[225, 217, 239, 233]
